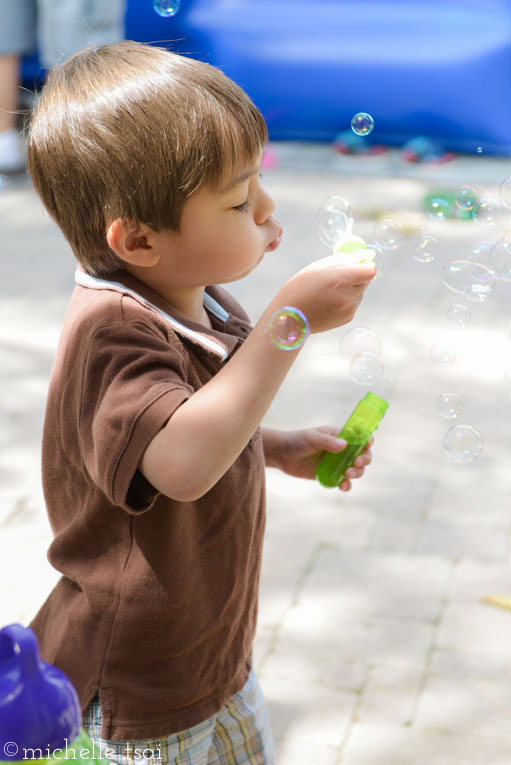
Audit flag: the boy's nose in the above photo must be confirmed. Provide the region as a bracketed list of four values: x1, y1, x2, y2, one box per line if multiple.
[255, 188, 276, 225]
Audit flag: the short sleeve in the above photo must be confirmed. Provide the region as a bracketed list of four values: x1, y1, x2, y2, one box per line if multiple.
[78, 319, 194, 512]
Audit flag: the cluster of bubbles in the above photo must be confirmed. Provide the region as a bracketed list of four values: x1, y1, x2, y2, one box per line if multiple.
[340, 326, 384, 386]
[265, 306, 310, 351]
[153, 0, 181, 16]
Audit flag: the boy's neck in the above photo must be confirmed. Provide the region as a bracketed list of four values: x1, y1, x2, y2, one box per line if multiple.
[123, 266, 213, 329]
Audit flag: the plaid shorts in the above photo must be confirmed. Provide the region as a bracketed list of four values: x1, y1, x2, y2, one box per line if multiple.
[83, 670, 275, 765]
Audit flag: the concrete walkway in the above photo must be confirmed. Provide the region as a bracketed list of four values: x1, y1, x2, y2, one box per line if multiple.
[1, 144, 511, 763]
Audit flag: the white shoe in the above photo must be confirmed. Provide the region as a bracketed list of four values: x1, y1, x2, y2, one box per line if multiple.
[0, 128, 26, 174]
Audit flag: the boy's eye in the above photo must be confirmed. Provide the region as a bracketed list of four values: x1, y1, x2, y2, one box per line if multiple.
[233, 200, 251, 213]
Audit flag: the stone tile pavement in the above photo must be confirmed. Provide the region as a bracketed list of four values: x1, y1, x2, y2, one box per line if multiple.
[1, 144, 511, 763]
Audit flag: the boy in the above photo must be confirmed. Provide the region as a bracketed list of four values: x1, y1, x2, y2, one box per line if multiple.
[27, 41, 375, 763]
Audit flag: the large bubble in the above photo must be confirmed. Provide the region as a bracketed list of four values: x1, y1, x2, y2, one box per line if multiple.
[266, 307, 310, 350]
[441, 260, 495, 302]
[373, 218, 404, 250]
[443, 424, 483, 463]
[317, 196, 353, 247]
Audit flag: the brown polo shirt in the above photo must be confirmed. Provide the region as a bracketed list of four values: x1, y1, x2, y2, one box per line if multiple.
[29, 269, 266, 740]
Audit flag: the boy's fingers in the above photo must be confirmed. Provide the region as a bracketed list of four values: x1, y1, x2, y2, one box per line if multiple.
[354, 451, 372, 468]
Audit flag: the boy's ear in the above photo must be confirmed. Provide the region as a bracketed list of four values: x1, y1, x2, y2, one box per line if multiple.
[106, 219, 160, 267]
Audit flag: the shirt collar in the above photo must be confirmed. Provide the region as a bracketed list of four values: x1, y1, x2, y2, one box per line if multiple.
[74, 269, 239, 361]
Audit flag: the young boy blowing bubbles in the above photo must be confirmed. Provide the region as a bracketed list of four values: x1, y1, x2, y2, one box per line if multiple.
[27, 41, 375, 764]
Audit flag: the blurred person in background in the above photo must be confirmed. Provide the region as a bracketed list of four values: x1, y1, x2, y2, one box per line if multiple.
[0, 0, 125, 173]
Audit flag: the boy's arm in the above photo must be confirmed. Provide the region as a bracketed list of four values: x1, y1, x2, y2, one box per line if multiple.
[139, 258, 375, 501]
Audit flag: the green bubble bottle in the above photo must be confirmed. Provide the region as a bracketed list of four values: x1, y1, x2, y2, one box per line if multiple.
[316, 392, 388, 488]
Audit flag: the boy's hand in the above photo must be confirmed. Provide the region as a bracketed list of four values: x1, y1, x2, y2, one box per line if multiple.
[273, 257, 376, 334]
[263, 427, 373, 492]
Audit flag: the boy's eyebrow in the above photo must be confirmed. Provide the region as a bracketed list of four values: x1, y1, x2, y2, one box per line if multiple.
[220, 165, 259, 193]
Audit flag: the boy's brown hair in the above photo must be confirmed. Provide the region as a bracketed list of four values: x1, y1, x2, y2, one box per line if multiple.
[27, 41, 268, 276]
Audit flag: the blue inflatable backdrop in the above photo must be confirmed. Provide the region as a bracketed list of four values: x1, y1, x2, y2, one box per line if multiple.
[22, 0, 511, 156]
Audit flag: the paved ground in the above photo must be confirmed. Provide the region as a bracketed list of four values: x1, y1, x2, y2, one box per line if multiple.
[2, 143, 511, 763]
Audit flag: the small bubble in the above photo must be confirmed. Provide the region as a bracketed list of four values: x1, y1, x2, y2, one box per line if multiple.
[455, 186, 478, 210]
[431, 343, 456, 366]
[472, 198, 501, 225]
[153, 0, 181, 15]
[476, 146, 483, 154]
[351, 112, 374, 136]
[350, 352, 384, 385]
[340, 326, 381, 361]
[426, 197, 450, 221]
[437, 393, 463, 419]
[373, 218, 404, 250]
[443, 424, 483, 463]
[317, 195, 353, 247]
[413, 234, 438, 263]
[446, 304, 471, 327]
[266, 307, 310, 350]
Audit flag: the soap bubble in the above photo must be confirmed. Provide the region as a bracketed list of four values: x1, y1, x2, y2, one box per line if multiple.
[443, 424, 483, 463]
[351, 112, 374, 136]
[266, 307, 310, 350]
[413, 234, 438, 263]
[489, 233, 511, 281]
[317, 195, 353, 247]
[476, 147, 483, 154]
[446, 304, 471, 327]
[426, 197, 450, 221]
[340, 326, 381, 361]
[431, 343, 456, 366]
[455, 186, 478, 210]
[350, 352, 384, 385]
[367, 244, 384, 278]
[441, 260, 495, 302]
[153, 0, 181, 15]
[373, 218, 404, 250]
[437, 393, 463, 419]
[472, 198, 501, 225]
[499, 176, 511, 210]
[468, 240, 493, 267]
